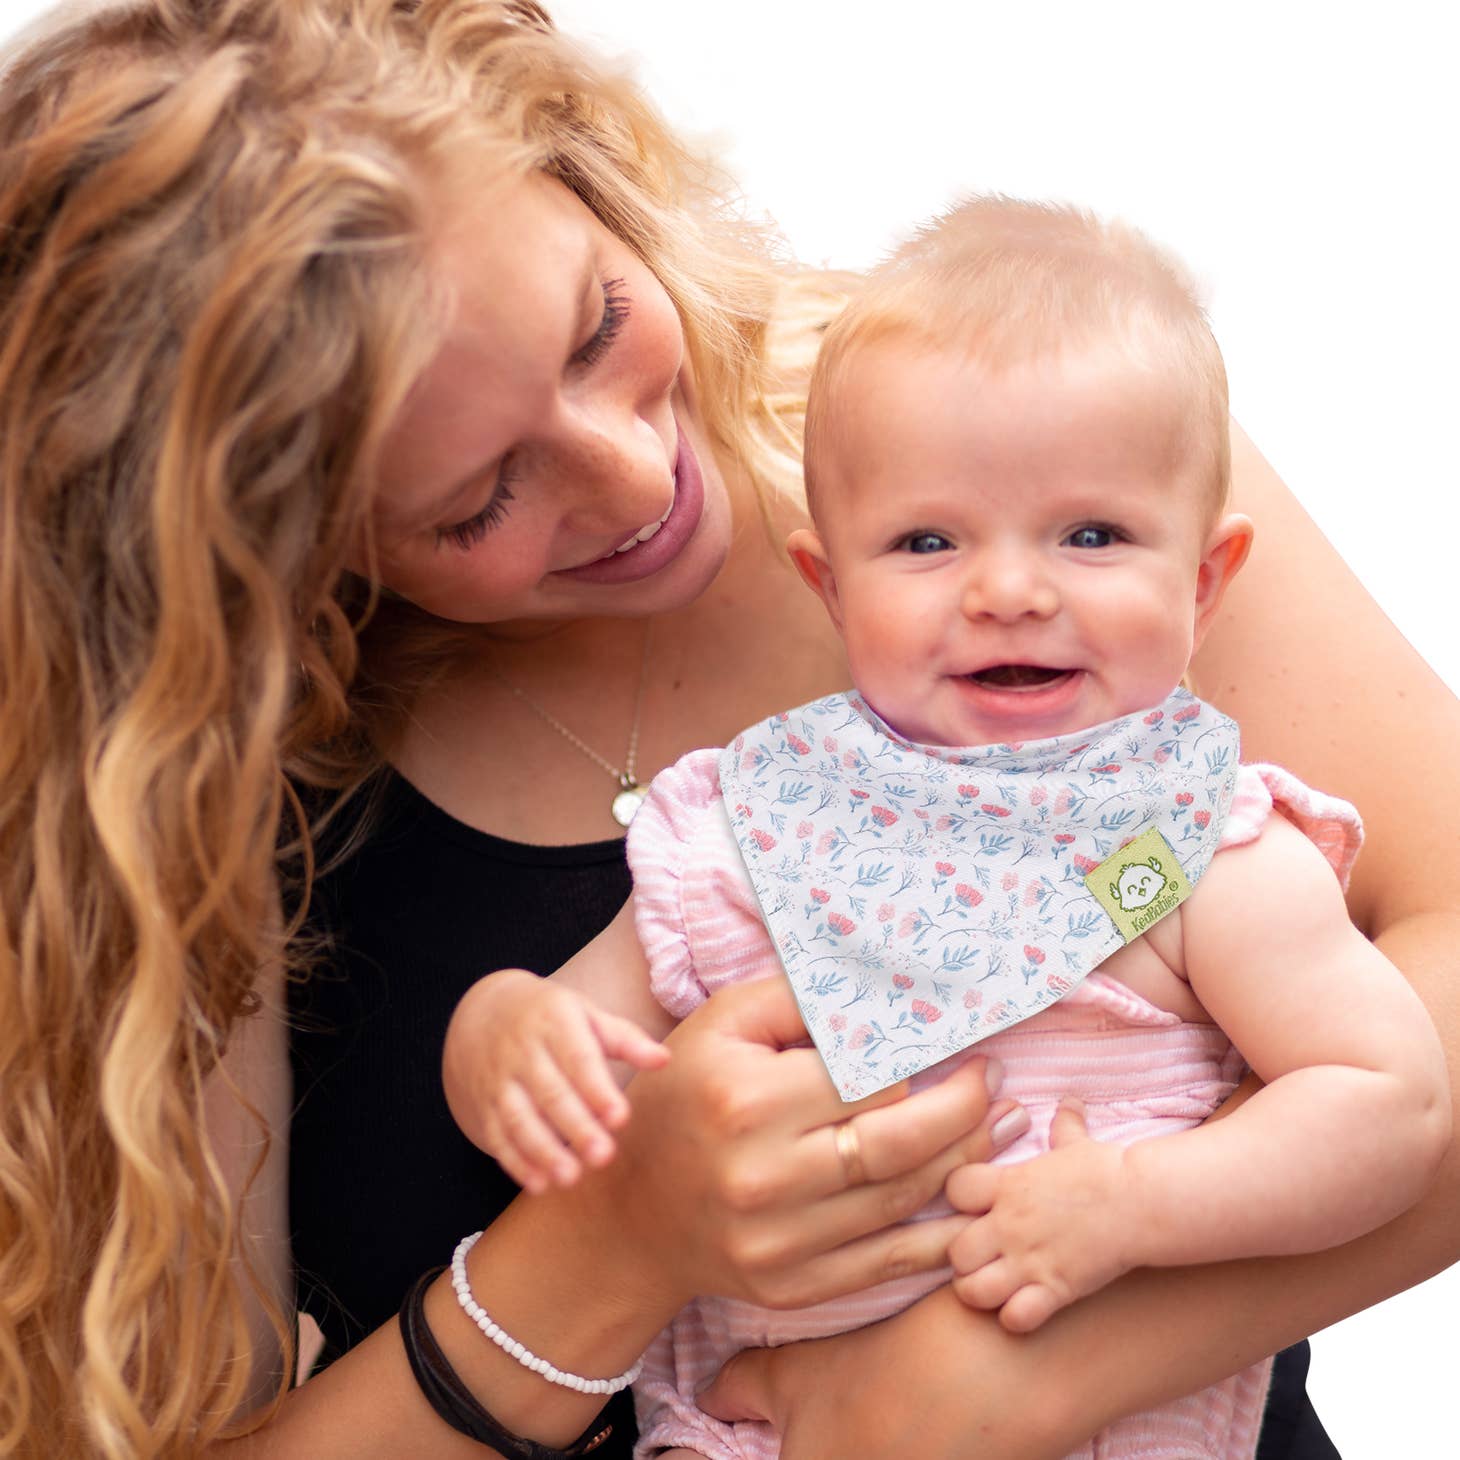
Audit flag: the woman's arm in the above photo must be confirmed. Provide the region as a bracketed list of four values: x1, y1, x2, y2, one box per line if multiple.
[216, 976, 1005, 1457]
[700, 425, 1460, 1458]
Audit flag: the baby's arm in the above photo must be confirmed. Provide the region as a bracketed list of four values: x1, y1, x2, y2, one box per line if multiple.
[951, 810, 1451, 1332]
[442, 901, 675, 1193]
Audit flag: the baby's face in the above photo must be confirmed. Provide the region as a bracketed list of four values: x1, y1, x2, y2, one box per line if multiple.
[793, 341, 1246, 747]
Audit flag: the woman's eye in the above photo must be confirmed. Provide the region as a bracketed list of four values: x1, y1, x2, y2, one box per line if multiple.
[1065, 524, 1118, 549]
[900, 531, 953, 554]
[436, 477, 516, 552]
[573, 277, 632, 367]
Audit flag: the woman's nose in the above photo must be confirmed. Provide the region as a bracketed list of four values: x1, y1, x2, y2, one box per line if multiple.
[556, 406, 674, 538]
[961, 549, 1060, 622]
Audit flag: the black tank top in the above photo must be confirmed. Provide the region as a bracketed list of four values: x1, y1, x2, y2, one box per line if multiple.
[286, 771, 1330, 1457]
[288, 770, 637, 1451]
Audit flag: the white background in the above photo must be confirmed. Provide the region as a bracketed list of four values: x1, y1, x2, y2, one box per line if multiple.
[5, 1, 1456, 1452]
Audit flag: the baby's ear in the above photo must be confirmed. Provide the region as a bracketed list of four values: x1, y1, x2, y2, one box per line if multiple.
[1192, 512, 1254, 645]
[786, 528, 844, 630]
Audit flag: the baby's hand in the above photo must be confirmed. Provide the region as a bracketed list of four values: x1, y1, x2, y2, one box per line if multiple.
[946, 1099, 1134, 1332]
[446, 969, 669, 1194]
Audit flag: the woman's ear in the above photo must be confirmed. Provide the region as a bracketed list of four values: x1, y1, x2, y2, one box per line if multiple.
[1192, 512, 1255, 646]
[786, 527, 844, 631]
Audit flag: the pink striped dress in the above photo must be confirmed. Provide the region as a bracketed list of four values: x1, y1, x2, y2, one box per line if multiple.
[627, 751, 1362, 1460]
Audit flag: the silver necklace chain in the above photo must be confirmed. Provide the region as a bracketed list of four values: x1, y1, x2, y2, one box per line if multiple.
[491, 622, 652, 825]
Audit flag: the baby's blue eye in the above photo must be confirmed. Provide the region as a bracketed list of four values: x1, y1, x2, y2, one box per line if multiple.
[902, 531, 952, 554]
[1066, 525, 1115, 549]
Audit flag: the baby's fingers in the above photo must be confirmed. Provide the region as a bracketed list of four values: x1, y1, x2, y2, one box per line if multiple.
[999, 1282, 1064, 1334]
[521, 1045, 621, 1168]
[952, 1257, 1020, 1313]
[587, 1006, 670, 1078]
[487, 1080, 583, 1193]
[946, 1214, 1002, 1279]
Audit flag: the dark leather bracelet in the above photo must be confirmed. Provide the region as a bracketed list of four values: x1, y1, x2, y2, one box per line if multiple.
[398, 1268, 616, 1458]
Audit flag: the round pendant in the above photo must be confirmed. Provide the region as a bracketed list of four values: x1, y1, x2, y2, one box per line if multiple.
[612, 784, 649, 828]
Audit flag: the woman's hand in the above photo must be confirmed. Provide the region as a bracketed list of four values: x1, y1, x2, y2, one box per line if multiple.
[697, 1287, 1071, 1460]
[580, 974, 1026, 1314]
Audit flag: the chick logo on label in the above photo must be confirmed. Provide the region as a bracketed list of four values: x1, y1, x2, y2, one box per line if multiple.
[1087, 826, 1194, 942]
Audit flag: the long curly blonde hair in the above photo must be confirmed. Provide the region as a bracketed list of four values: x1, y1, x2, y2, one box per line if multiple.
[0, 2, 810, 1454]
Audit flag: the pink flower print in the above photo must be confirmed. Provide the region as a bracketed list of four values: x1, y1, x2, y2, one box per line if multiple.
[1053, 833, 1075, 845]
[935, 861, 956, 876]
[963, 988, 982, 1009]
[981, 803, 1011, 817]
[1093, 762, 1121, 774]
[957, 783, 979, 798]
[829, 1012, 847, 1032]
[809, 887, 831, 905]
[870, 805, 898, 826]
[1001, 871, 1019, 891]
[898, 913, 921, 937]
[733, 734, 745, 751]
[850, 789, 870, 800]
[910, 999, 943, 1025]
[740, 751, 759, 770]
[1047, 972, 1072, 994]
[751, 828, 777, 852]
[1029, 785, 1048, 807]
[843, 751, 860, 769]
[1175, 792, 1194, 807]
[1053, 790, 1074, 814]
[892, 972, 915, 989]
[1024, 945, 1046, 964]
[1174, 704, 1201, 722]
[1023, 882, 1043, 907]
[796, 819, 814, 839]
[876, 901, 896, 923]
[935, 815, 953, 831]
[823, 736, 838, 753]
[827, 912, 857, 936]
[1194, 809, 1211, 829]
[786, 733, 810, 755]
[986, 1002, 1008, 1023]
[954, 883, 983, 907]
[815, 830, 838, 854]
[850, 1024, 874, 1048]
[1144, 710, 1164, 725]
[1153, 745, 1171, 763]
[1073, 854, 1099, 874]
[913, 807, 929, 820]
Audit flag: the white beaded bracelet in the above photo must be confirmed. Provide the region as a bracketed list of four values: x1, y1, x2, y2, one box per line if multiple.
[449, 1231, 644, 1396]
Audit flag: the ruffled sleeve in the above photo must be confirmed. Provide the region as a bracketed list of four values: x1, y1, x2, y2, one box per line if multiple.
[627, 748, 780, 1023]
[1219, 763, 1364, 889]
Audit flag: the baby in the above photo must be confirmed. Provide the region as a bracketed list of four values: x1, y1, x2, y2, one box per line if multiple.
[446, 198, 1449, 1460]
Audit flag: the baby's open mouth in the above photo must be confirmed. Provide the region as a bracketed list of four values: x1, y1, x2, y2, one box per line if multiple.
[969, 665, 1072, 688]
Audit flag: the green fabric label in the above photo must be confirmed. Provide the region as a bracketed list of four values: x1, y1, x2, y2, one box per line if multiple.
[1085, 825, 1193, 942]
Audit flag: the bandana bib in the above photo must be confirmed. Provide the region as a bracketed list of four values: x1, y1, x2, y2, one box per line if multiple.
[719, 688, 1239, 1099]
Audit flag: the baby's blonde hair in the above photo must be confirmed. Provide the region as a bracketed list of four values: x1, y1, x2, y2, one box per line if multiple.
[804, 196, 1230, 518]
[0, 2, 792, 1454]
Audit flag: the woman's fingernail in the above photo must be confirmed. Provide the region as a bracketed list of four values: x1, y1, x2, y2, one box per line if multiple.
[984, 1058, 1005, 1097]
[990, 1103, 1031, 1149]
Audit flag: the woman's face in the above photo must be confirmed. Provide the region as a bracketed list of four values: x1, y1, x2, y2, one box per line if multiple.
[368, 171, 732, 631]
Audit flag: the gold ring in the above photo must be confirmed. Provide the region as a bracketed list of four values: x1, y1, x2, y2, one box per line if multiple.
[834, 1120, 867, 1188]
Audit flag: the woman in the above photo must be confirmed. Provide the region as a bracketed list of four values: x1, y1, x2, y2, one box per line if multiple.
[0, 3, 1454, 1458]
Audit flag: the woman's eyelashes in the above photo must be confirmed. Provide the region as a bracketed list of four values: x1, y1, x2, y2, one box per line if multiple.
[437, 477, 516, 552]
[433, 279, 632, 553]
[573, 276, 631, 367]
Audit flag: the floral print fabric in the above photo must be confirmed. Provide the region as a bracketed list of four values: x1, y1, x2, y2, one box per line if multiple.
[718, 687, 1239, 1098]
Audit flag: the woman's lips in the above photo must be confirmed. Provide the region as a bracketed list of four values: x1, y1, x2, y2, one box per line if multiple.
[557, 423, 704, 585]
